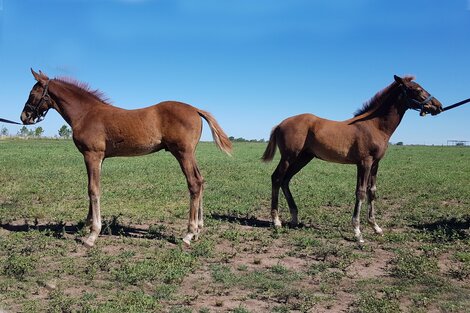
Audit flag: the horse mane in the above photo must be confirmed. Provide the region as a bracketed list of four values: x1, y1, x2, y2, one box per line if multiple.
[54, 77, 111, 105]
[353, 76, 415, 117]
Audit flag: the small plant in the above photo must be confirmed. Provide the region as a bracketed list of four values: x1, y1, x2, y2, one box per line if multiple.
[48, 289, 76, 313]
[2, 253, 36, 280]
[448, 253, 470, 280]
[190, 238, 215, 257]
[449, 263, 470, 280]
[353, 293, 400, 313]
[211, 264, 238, 286]
[232, 305, 250, 313]
[390, 249, 439, 281]
[270, 263, 288, 275]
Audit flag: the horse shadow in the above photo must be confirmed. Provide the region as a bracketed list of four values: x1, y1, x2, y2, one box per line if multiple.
[411, 216, 470, 241]
[0, 217, 178, 244]
[210, 213, 272, 228]
[209, 212, 310, 229]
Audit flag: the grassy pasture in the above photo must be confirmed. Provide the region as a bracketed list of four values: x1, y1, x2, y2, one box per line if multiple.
[0, 139, 469, 312]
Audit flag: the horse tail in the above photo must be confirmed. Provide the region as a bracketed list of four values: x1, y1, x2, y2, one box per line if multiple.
[198, 110, 232, 156]
[262, 126, 279, 162]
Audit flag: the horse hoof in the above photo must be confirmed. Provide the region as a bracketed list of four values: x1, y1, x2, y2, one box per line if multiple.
[82, 238, 94, 249]
[355, 234, 365, 244]
[289, 220, 299, 228]
[183, 234, 193, 246]
[374, 227, 384, 236]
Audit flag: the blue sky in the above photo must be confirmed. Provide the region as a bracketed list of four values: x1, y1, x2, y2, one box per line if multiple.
[1, 0, 469, 144]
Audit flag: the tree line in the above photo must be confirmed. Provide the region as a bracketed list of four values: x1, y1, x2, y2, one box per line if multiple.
[0, 125, 72, 139]
[2, 126, 266, 142]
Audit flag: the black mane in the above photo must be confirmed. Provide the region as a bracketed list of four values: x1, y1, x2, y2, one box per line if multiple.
[353, 76, 414, 117]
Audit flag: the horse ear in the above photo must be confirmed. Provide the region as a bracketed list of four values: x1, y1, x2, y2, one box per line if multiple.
[31, 68, 49, 85]
[394, 75, 404, 85]
[31, 68, 41, 81]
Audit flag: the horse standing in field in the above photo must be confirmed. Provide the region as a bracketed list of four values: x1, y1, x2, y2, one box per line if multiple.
[262, 75, 443, 243]
[21, 69, 232, 247]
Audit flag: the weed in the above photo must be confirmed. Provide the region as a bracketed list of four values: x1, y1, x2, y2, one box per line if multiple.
[211, 264, 238, 286]
[170, 306, 193, 313]
[389, 249, 439, 281]
[84, 247, 113, 279]
[190, 238, 215, 257]
[270, 263, 289, 275]
[2, 253, 37, 280]
[449, 251, 470, 280]
[48, 289, 76, 313]
[352, 293, 400, 313]
[232, 305, 251, 313]
[154, 284, 177, 300]
[307, 262, 329, 276]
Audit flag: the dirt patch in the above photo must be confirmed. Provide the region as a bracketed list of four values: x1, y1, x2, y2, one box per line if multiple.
[347, 247, 393, 280]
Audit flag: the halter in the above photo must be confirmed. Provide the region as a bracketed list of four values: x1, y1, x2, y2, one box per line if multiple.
[399, 84, 435, 112]
[25, 80, 51, 123]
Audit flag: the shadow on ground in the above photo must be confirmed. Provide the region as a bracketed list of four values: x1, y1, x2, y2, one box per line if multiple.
[411, 215, 470, 241]
[0, 216, 178, 244]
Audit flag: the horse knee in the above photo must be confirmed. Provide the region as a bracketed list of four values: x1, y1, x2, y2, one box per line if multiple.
[367, 186, 377, 200]
[188, 177, 203, 197]
[356, 189, 367, 202]
[271, 173, 281, 187]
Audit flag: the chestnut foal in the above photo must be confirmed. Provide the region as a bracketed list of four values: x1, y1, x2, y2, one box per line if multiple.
[21, 69, 232, 247]
[262, 75, 442, 243]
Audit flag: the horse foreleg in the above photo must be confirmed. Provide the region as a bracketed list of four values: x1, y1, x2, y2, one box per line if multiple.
[352, 161, 372, 243]
[83, 152, 104, 248]
[367, 162, 383, 235]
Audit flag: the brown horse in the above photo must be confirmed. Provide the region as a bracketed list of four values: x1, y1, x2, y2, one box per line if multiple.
[262, 75, 442, 243]
[21, 69, 232, 247]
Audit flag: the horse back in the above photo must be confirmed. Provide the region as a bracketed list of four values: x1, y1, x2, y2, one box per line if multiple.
[73, 101, 202, 157]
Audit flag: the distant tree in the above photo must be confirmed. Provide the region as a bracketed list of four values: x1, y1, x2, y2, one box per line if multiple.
[34, 127, 44, 138]
[58, 125, 72, 139]
[1, 126, 8, 136]
[229, 136, 265, 143]
[396, 142, 404, 146]
[18, 126, 30, 137]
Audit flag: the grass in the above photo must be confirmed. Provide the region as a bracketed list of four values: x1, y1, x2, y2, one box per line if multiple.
[0, 138, 470, 312]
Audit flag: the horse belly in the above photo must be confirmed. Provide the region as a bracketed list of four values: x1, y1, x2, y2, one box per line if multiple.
[109, 143, 163, 157]
[314, 146, 354, 164]
[105, 134, 163, 157]
[311, 134, 357, 164]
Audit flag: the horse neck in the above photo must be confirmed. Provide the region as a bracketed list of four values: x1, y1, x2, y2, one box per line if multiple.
[48, 80, 95, 129]
[368, 86, 408, 138]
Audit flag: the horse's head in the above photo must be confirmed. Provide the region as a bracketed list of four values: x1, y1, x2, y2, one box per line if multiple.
[20, 69, 54, 125]
[394, 75, 443, 116]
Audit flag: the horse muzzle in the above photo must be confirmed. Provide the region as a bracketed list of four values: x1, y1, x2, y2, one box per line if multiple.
[21, 111, 38, 125]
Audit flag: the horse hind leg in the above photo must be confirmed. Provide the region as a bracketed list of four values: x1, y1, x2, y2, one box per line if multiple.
[196, 169, 205, 239]
[270, 158, 290, 228]
[281, 152, 314, 227]
[175, 151, 204, 246]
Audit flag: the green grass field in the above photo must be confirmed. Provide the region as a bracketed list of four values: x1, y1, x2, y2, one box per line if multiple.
[1, 139, 469, 312]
